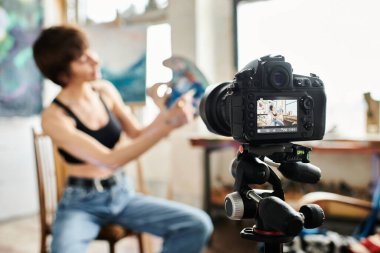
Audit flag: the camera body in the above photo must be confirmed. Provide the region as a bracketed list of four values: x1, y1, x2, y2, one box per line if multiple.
[200, 55, 326, 144]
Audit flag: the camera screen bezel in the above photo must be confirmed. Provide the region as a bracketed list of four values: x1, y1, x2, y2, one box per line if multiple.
[243, 92, 314, 143]
[256, 97, 298, 134]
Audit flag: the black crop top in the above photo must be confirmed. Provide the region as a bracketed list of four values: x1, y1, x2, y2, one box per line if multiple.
[53, 96, 122, 164]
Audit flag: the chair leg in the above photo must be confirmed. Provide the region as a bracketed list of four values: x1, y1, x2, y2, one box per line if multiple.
[40, 235, 47, 253]
[109, 241, 116, 253]
[137, 233, 145, 253]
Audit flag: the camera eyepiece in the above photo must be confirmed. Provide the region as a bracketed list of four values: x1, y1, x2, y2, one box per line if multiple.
[269, 66, 290, 88]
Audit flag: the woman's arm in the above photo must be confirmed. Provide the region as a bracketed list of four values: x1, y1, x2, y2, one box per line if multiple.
[95, 80, 194, 139]
[42, 94, 193, 171]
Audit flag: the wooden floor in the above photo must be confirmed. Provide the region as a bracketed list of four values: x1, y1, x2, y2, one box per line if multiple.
[205, 218, 259, 253]
[0, 215, 161, 253]
[0, 213, 359, 253]
[0, 215, 259, 253]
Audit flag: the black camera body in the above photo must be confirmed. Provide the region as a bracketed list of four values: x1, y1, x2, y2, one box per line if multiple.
[200, 55, 326, 144]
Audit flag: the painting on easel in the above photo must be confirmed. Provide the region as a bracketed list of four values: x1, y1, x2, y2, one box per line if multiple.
[0, 0, 43, 116]
[84, 24, 147, 105]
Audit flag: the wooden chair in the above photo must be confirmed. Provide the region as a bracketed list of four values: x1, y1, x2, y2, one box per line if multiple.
[297, 191, 375, 238]
[32, 128, 145, 253]
[297, 191, 372, 221]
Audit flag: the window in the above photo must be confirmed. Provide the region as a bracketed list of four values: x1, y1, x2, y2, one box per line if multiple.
[76, 0, 168, 23]
[236, 0, 380, 136]
[146, 23, 172, 88]
[144, 23, 172, 124]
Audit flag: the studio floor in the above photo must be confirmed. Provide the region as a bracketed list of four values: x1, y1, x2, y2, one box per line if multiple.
[0, 215, 259, 253]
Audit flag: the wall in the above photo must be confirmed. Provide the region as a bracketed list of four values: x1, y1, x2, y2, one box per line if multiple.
[195, 0, 236, 83]
[166, 0, 236, 207]
[0, 0, 63, 220]
[0, 118, 40, 220]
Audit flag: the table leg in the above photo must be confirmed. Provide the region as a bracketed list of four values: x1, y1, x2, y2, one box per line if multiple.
[371, 154, 380, 193]
[204, 148, 212, 215]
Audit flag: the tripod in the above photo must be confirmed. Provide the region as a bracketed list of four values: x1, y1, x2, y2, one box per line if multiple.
[224, 143, 325, 253]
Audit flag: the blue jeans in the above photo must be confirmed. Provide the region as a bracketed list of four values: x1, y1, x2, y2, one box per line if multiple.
[51, 174, 213, 253]
[270, 119, 284, 126]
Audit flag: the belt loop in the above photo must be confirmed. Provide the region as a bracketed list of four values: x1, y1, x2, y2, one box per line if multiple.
[94, 179, 104, 192]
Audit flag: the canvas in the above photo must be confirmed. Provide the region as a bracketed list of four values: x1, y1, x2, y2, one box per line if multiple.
[0, 0, 43, 116]
[84, 24, 147, 104]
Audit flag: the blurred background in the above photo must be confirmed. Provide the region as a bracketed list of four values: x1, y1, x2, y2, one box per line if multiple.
[1, 0, 380, 252]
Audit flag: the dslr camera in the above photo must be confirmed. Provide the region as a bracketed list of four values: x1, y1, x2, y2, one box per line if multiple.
[200, 55, 326, 144]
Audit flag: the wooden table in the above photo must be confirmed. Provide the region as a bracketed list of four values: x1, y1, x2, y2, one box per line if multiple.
[189, 134, 380, 217]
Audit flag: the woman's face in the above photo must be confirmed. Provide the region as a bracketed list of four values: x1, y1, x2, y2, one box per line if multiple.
[68, 49, 101, 83]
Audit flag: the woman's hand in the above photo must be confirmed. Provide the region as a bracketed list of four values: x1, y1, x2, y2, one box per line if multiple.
[164, 92, 195, 129]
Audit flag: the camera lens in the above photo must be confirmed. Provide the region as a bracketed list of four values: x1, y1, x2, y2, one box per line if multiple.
[199, 82, 231, 136]
[269, 67, 290, 88]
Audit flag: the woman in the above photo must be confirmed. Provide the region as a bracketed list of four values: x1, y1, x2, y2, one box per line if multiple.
[32, 25, 213, 253]
[269, 104, 284, 126]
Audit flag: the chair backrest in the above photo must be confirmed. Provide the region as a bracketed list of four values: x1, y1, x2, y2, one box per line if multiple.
[33, 126, 149, 216]
[33, 127, 149, 253]
[33, 128, 68, 233]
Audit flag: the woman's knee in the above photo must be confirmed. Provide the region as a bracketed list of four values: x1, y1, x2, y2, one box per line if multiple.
[51, 210, 101, 252]
[188, 209, 214, 241]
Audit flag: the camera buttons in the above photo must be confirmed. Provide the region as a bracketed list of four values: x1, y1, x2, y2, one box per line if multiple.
[294, 78, 311, 87]
[303, 122, 314, 130]
[293, 78, 303, 87]
[312, 78, 324, 87]
[301, 96, 314, 110]
[301, 116, 309, 124]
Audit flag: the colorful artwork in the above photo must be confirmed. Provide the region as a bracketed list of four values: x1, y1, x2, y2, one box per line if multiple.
[147, 56, 208, 112]
[0, 0, 43, 116]
[84, 24, 147, 104]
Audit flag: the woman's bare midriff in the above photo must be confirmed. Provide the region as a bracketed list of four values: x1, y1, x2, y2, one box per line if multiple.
[66, 163, 117, 179]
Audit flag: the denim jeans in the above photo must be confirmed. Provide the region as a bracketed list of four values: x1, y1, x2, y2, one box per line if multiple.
[51, 174, 213, 253]
[270, 118, 284, 126]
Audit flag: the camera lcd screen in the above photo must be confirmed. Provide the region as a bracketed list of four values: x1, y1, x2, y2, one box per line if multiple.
[257, 98, 298, 134]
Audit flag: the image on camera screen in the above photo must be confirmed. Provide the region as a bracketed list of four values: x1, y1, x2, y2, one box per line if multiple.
[257, 98, 298, 134]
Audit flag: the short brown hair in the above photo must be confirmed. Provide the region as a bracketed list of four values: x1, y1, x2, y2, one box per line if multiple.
[32, 25, 89, 87]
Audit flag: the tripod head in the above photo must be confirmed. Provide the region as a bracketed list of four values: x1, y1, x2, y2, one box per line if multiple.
[224, 143, 325, 252]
